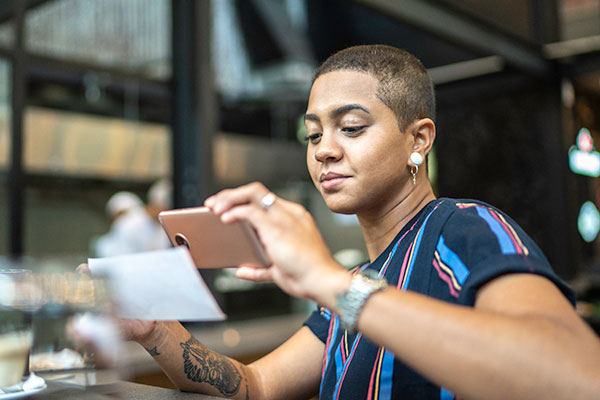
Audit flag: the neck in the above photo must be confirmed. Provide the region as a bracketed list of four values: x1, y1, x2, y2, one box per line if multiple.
[358, 182, 436, 261]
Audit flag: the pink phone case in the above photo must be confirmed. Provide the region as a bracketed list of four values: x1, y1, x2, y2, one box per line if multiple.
[159, 207, 270, 268]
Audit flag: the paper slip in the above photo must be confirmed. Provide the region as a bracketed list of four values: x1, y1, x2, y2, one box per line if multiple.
[88, 247, 225, 321]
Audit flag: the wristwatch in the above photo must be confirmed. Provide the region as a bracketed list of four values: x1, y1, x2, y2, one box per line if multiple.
[336, 269, 388, 333]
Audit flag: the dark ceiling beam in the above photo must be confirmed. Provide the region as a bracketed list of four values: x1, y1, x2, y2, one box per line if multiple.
[427, 55, 504, 85]
[544, 35, 600, 60]
[353, 0, 552, 77]
[26, 54, 169, 100]
[543, 35, 600, 78]
[0, 0, 53, 24]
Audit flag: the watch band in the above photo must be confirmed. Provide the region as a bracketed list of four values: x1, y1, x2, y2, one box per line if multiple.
[335, 269, 388, 333]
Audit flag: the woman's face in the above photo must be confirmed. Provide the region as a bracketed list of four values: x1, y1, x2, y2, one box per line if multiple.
[305, 70, 414, 215]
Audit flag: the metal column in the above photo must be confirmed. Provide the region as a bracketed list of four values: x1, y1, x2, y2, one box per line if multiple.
[171, 0, 220, 296]
[8, 0, 26, 257]
[171, 0, 216, 208]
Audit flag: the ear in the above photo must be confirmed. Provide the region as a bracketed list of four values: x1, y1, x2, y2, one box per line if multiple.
[409, 118, 435, 158]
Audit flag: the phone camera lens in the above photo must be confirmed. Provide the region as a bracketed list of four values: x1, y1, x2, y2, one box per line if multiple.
[175, 234, 190, 249]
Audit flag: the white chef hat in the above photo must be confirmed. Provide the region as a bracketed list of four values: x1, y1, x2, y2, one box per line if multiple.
[105, 191, 143, 218]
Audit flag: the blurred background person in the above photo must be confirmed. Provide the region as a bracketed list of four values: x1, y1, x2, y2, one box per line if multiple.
[91, 179, 171, 257]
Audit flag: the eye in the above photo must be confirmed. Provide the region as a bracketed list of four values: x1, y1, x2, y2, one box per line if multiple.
[305, 133, 322, 144]
[342, 126, 366, 135]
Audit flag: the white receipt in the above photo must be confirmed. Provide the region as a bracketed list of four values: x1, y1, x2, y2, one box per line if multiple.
[88, 247, 225, 321]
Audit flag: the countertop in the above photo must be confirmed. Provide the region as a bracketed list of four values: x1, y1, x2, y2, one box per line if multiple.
[29, 380, 223, 399]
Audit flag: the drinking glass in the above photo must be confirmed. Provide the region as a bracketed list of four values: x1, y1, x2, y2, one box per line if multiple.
[0, 269, 39, 387]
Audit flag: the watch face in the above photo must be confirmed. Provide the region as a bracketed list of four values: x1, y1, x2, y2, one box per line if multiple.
[359, 269, 388, 291]
[337, 268, 388, 333]
[360, 268, 384, 281]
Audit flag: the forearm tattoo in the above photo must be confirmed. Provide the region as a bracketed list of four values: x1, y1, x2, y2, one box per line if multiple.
[180, 336, 242, 397]
[145, 346, 160, 357]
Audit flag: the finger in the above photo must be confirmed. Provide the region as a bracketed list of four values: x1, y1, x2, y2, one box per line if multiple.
[220, 203, 264, 225]
[220, 192, 295, 224]
[235, 266, 274, 283]
[76, 263, 90, 274]
[219, 203, 282, 248]
[205, 182, 270, 215]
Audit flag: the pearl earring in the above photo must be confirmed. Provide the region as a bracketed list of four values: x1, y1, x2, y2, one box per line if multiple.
[410, 152, 423, 166]
[409, 152, 423, 185]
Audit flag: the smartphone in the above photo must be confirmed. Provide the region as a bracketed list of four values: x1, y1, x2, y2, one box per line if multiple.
[158, 207, 270, 268]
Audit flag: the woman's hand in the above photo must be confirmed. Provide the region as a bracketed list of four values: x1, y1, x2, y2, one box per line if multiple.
[204, 182, 350, 304]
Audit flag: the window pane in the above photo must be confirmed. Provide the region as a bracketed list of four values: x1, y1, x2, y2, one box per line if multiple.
[24, 106, 170, 180]
[25, 0, 171, 80]
[0, 59, 10, 255]
[0, 20, 14, 49]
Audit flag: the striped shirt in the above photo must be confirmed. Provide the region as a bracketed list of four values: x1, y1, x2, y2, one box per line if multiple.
[304, 198, 574, 400]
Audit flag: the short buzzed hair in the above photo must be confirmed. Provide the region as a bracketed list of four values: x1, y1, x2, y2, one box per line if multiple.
[314, 45, 435, 130]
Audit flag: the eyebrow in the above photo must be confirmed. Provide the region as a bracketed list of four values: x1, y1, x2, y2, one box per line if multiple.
[304, 103, 371, 122]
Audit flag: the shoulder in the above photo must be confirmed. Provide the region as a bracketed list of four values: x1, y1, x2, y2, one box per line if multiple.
[431, 199, 573, 305]
[436, 198, 537, 254]
[436, 198, 511, 221]
[425, 198, 507, 225]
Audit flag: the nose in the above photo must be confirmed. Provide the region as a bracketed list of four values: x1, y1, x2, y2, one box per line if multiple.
[314, 132, 342, 163]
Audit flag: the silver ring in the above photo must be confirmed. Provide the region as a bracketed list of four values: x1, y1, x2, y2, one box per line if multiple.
[260, 193, 276, 210]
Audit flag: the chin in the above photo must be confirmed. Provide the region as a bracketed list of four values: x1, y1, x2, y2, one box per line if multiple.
[330, 207, 356, 215]
[323, 199, 357, 215]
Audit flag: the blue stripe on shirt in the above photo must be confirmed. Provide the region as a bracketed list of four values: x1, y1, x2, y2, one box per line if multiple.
[475, 207, 516, 254]
[441, 387, 454, 400]
[436, 236, 469, 285]
[379, 349, 395, 399]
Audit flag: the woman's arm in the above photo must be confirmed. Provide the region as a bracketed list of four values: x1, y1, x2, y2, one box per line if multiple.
[135, 321, 324, 399]
[348, 272, 600, 400]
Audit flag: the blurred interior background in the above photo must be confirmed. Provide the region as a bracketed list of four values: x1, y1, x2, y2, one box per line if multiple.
[1, 0, 600, 387]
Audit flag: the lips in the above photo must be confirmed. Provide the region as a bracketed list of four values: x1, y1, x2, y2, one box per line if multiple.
[319, 172, 350, 190]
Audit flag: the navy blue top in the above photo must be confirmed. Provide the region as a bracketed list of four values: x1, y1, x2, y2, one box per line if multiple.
[304, 198, 574, 400]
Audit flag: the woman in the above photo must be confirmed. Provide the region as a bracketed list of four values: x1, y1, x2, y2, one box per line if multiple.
[120, 45, 600, 399]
